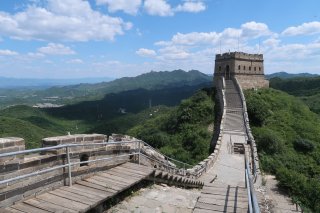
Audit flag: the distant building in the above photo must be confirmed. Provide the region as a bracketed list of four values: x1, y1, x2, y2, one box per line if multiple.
[214, 52, 269, 89]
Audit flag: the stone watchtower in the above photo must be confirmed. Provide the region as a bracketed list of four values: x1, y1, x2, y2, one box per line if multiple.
[214, 52, 269, 89]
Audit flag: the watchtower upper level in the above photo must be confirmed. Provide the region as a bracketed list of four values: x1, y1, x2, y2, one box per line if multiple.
[214, 51, 269, 89]
[214, 52, 264, 79]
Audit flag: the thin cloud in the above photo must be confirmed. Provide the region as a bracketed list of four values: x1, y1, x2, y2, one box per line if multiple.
[0, 49, 18, 56]
[38, 43, 75, 55]
[96, 0, 142, 15]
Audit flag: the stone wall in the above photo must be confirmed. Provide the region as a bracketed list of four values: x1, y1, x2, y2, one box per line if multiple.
[187, 76, 226, 179]
[233, 77, 261, 183]
[235, 75, 269, 90]
[0, 134, 133, 208]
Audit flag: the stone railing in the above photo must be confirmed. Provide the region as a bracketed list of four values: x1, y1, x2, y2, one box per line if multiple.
[186, 76, 226, 179]
[233, 77, 261, 182]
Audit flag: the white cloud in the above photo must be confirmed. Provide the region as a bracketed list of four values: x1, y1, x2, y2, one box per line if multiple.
[175, 1, 206, 13]
[144, 0, 173, 16]
[38, 43, 75, 55]
[68, 58, 83, 64]
[0, 49, 18, 56]
[282, 21, 320, 36]
[171, 32, 219, 45]
[241, 22, 271, 38]
[96, 0, 142, 15]
[136, 48, 157, 57]
[0, 0, 132, 41]
[155, 21, 270, 49]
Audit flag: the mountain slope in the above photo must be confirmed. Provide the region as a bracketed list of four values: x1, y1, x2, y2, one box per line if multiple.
[127, 88, 214, 165]
[270, 77, 320, 114]
[245, 88, 320, 211]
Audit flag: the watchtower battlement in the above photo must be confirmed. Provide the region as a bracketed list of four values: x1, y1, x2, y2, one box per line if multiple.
[215, 52, 263, 61]
[214, 51, 269, 89]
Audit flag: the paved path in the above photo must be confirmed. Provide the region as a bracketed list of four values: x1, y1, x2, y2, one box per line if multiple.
[193, 80, 249, 212]
[105, 184, 201, 213]
[4, 162, 154, 213]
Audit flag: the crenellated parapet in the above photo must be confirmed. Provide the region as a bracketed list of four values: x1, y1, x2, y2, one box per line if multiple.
[214, 51, 269, 89]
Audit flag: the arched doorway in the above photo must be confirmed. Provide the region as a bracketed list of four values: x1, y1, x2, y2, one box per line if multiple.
[225, 65, 230, 80]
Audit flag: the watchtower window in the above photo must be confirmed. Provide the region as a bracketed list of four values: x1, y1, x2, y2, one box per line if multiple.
[254, 67, 256, 71]
[259, 67, 261, 71]
[238, 65, 241, 70]
[249, 66, 251, 71]
[80, 154, 89, 167]
[243, 66, 246, 70]
[219, 66, 221, 71]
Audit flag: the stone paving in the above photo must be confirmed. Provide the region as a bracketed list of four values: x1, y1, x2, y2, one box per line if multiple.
[105, 184, 201, 213]
[199, 133, 246, 187]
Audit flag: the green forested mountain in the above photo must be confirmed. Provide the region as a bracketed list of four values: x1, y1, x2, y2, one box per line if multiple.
[36, 69, 211, 101]
[127, 88, 214, 165]
[245, 88, 320, 211]
[270, 77, 320, 114]
[0, 70, 212, 108]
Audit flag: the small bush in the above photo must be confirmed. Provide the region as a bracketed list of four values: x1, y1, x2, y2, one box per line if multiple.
[255, 128, 284, 155]
[293, 138, 315, 153]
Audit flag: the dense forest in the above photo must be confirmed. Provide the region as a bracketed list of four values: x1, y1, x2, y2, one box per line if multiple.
[245, 88, 320, 211]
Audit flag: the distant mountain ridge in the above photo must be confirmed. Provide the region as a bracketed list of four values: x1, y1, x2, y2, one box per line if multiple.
[266, 71, 318, 79]
[0, 77, 114, 89]
[34, 69, 212, 99]
[0, 70, 212, 108]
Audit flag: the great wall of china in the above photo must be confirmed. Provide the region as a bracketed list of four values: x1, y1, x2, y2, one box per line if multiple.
[0, 52, 301, 213]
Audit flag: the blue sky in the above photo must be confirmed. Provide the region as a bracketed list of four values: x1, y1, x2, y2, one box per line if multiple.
[0, 0, 320, 79]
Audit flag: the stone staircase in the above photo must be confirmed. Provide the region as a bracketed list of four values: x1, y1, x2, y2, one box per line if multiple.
[225, 80, 243, 109]
[149, 170, 204, 189]
[224, 110, 246, 134]
[194, 182, 249, 212]
[224, 80, 246, 135]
